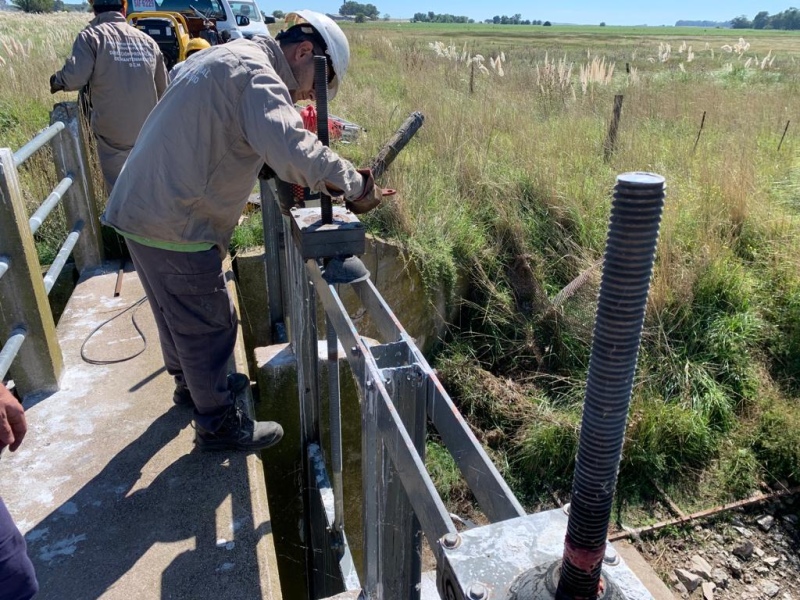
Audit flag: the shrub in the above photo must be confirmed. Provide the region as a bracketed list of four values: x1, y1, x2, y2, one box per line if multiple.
[752, 408, 800, 484]
[718, 447, 760, 498]
[516, 414, 580, 492]
[622, 401, 717, 485]
[425, 439, 470, 504]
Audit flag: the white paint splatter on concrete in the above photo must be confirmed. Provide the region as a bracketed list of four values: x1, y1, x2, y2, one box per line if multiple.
[26, 527, 49, 542]
[232, 516, 248, 533]
[38, 533, 88, 563]
[58, 501, 78, 515]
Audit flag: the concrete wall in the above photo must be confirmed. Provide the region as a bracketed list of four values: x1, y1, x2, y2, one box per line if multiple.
[234, 234, 467, 361]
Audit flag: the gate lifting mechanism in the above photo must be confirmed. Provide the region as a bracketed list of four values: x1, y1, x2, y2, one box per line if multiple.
[272, 56, 666, 600]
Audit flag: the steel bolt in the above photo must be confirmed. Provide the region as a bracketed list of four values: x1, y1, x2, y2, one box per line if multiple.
[467, 583, 488, 600]
[441, 532, 460, 549]
[603, 544, 619, 566]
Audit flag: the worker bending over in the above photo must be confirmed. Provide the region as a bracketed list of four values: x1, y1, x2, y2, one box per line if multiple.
[102, 11, 383, 452]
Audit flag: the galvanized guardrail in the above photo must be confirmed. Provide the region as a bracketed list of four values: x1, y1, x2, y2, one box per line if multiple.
[262, 170, 666, 600]
[0, 102, 103, 397]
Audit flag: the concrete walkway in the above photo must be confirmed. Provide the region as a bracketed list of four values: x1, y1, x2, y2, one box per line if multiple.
[0, 262, 281, 600]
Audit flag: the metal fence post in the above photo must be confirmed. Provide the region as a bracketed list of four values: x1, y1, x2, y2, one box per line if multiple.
[381, 363, 426, 599]
[0, 148, 62, 396]
[49, 102, 103, 272]
[285, 219, 349, 598]
[361, 380, 382, 598]
[260, 178, 286, 343]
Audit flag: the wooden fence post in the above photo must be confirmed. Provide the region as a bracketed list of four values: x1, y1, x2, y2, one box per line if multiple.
[692, 111, 707, 154]
[0, 148, 62, 396]
[50, 102, 103, 272]
[778, 120, 790, 152]
[603, 94, 625, 162]
[469, 60, 475, 94]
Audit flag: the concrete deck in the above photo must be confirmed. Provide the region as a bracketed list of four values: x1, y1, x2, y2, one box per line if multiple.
[0, 262, 281, 600]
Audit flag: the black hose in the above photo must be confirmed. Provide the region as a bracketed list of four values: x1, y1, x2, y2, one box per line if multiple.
[80, 296, 149, 365]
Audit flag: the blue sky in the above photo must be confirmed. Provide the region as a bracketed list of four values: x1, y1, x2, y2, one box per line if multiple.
[258, 1, 792, 26]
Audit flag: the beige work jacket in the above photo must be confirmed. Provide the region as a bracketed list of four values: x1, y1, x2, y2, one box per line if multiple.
[102, 36, 366, 255]
[53, 12, 167, 152]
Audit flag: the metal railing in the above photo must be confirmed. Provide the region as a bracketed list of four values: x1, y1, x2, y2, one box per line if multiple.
[261, 170, 665, 600]
[0, 102, 102, 397]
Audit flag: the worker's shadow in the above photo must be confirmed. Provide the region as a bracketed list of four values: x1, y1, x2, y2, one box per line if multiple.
[24, 406, 270, 600]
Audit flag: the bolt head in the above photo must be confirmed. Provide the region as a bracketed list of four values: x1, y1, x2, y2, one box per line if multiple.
[467, 582, 488, 600]
[603, 544, 619, 566]
[441, 532, 460, 549]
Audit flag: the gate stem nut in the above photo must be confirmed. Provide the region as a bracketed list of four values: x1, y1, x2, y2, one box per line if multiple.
[441, 532, 461, 549]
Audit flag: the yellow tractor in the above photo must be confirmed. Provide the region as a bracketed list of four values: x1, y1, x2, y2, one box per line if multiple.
[126, 3, 226, 71]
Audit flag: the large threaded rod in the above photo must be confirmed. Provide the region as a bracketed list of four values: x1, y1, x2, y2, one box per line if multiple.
[556, 172, 666, 600]
[314, 55, 332, 224]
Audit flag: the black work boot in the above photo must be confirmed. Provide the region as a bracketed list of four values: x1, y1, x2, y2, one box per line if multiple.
[195, 404, 283, 452]
[173, 373, 250, 406]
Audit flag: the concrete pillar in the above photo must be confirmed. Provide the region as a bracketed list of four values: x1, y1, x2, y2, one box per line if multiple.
[50, 102, 103, 272]
[0, 148, 62, 396]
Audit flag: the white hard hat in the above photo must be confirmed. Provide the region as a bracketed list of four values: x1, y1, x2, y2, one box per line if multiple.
[283, 10, 350, 99]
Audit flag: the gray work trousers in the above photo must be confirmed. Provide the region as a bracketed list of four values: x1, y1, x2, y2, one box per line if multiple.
[95, 134, 131, 195]
[126, 240, 236, 432]
[0, 498, 38, 600]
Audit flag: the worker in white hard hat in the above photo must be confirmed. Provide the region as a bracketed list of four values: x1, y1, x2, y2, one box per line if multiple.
[274, 10, 350, 101]
[102, 10, 387, 453]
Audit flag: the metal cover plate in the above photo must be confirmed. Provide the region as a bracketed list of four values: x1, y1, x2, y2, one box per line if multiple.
[439, 509, 655, 600]
[290, 206, 366, 259]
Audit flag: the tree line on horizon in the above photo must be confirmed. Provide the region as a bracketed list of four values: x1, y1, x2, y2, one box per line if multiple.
[731, 7, 800, 29]
[14, 0, 797, 32]
[4, 0, 86, 12]
[411, 11, 551, 25]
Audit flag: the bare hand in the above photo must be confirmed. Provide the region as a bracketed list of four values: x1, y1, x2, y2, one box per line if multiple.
[0, 383, 27, 453]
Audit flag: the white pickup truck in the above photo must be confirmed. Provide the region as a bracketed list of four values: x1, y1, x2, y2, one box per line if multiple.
[128, 0, 271, 39]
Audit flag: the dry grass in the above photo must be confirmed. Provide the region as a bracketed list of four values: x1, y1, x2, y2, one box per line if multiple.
[0, 12, 89, 148]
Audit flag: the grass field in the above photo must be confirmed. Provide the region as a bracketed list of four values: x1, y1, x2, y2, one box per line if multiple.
[3, 14, 800, 520]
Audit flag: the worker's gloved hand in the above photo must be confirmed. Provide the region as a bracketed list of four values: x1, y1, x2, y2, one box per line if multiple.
[346, 168, 382, 215]
[49, 74, 64, 94]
